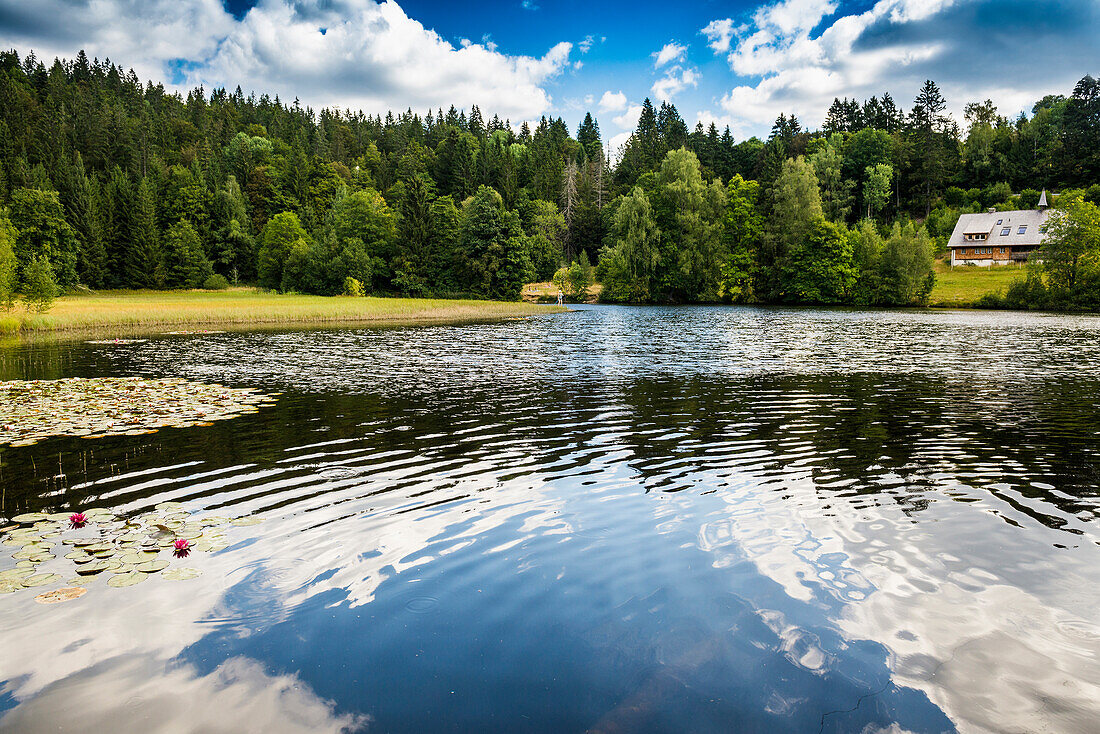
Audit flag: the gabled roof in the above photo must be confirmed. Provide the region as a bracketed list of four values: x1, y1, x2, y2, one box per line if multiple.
[947, 208, 1051, 248]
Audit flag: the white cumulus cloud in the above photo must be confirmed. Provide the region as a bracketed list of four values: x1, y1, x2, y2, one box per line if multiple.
[701, 18, 736, 53]
[652, 41, 687, 68]
[598, 90, 628, 112]
[0, 0, 575, 121]
[652, 66, 699, 102]
[612, 104, 644, 130]
[701, 0, 1100, 135]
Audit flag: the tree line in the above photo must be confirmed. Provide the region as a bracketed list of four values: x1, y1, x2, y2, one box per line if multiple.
[0, 48, 1097, 309]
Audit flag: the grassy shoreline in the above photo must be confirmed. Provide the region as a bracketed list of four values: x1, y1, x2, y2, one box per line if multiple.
[928, 261, 1024, 308]
[0, 289, 566, 337]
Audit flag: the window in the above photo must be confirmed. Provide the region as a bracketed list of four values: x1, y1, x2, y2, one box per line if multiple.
[1001, 228, 1011, 236]
[1000, 248, 1006, 254]
[1018, 225, 1027, 235]
[996, 219, 1003, 225]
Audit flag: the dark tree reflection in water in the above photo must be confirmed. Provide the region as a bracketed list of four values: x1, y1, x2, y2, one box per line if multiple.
[1, 305, 1098, 733]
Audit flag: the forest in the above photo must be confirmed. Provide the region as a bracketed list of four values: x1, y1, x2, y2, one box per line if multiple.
[0, 48, 1099, 309]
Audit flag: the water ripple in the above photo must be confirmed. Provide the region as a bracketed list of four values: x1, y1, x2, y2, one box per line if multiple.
[1, 305, 1099, 732]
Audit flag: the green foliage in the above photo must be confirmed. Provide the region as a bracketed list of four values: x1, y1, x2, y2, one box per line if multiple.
[160, 221, 213, 289]
[762, 156, 823, 300]
[343, 277, 364, 297]
[0, 49, 1098, 310]
[566, 252, 594, 300]
[599, 186, 660, 302]
[459, 186, 530, 301]
[721, 174, 763, 303]
[769, 156, 823, 247]
[863, 164, 893, 219]
[980, 182, 1012, 208]
[524, 199, 566, 280]
[658, 148, 727, 301]
[9, 188, 79, 286]
[811, 134, 853, 222]
[850, 220, 885, 305]
[332, 188, 395, 291]
[880, 223, 935, 305]
[258, 212, 311, 291]
[1025, 195, 1100, 309]
[203, 273, 230, 291]
[0, 216, 18, 310]
[780, 218, 856, 304]
[1017, 188, 1041, 209]
[21, 255, 58, 312]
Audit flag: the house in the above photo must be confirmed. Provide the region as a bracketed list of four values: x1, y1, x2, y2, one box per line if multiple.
[946, 191, 1051, 266]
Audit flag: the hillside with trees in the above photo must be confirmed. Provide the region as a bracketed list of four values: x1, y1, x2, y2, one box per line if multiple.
[0, 49, 1098, 309]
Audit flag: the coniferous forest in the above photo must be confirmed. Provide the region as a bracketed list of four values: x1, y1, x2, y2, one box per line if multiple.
[1, 49, 1099, 307]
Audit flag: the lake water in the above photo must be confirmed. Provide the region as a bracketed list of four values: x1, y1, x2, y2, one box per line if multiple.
[1, 305, 1099, 733]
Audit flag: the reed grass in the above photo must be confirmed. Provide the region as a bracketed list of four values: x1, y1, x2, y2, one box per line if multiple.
[0, 288, 564, 336]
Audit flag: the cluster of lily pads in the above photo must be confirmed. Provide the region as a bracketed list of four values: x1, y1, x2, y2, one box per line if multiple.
[0, 502, 262, 603]
[84, 339, 148, 345]
[0, 377, 278, 447]
[161, 330, 226, 336]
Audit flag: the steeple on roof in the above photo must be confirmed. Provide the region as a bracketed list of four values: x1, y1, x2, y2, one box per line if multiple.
[1038, 190, 1049, 209]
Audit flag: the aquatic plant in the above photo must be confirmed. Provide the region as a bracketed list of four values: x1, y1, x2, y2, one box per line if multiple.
[0, 502, 261, 600]
[0, 376, 278, 447]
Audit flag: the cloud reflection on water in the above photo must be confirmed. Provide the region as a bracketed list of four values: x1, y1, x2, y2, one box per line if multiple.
[3, 305, 1100, 731]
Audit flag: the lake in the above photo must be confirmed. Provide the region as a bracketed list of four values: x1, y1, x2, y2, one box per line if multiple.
[1, 305, 1098, 733]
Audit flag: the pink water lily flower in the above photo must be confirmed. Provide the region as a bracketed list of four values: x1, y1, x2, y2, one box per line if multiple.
[69, 513, 87, 528]
[173, 538, 191, 557]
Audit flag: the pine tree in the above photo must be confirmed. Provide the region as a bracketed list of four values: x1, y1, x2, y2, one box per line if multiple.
[125, 178, 159, 288]
[576, 113, 601, 161]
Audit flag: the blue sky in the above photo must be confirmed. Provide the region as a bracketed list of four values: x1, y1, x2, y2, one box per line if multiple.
[1, 0, 1098, 150]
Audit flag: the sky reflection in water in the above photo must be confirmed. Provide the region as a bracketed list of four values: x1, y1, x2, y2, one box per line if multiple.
[1, 305, 1099, 733]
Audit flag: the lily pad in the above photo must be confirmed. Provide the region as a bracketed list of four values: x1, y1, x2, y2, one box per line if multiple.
[230, 517, 262, 527]
[119, 551, 159, 565]
[0, 568, 34, 581]
[76, 560, 115, 575]
[0, 580, 22, 593]
[13, 551, 53, 562]
[107, 571, 148, 587]
[35, 587, 87, 604]
[12, 513, 48, 524]
[162, 567, 202, 581]
[134, 560, 169, 573]
[22, 573, 62, 587]
[0, 378, 277, 447]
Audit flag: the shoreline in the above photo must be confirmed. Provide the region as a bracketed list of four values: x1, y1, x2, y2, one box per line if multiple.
[0, 289, 567, 341]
